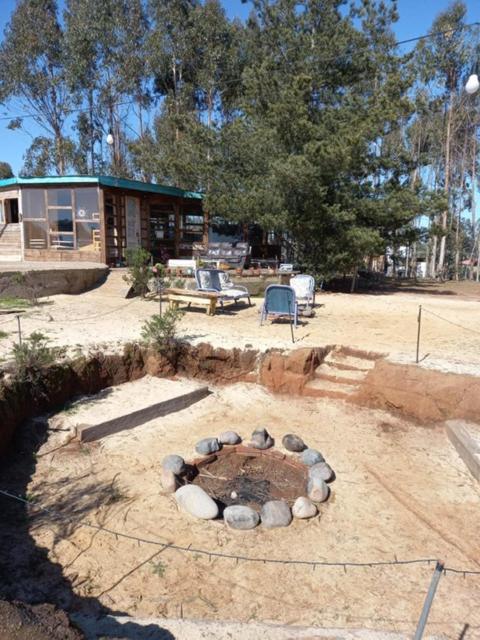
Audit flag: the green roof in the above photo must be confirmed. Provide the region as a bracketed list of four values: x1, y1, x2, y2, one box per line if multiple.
[0, 175, 202, 200]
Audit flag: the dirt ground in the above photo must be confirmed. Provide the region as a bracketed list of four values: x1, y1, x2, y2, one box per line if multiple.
[26, 376, 480, 639]
[1, 273, 480, 375]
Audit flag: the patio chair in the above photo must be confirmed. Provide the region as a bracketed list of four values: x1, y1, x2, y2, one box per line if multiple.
[290, 274, 315, 307]
[195, 268, 251, 307]
[260, 284, 298, 342]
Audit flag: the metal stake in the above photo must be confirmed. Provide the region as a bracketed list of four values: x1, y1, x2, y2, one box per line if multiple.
[16, 314, 22, 346]
[416, 305, 422, 364]
[413, 561, 444, 640]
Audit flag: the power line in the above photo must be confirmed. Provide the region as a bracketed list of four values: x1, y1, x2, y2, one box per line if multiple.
[1, 488, 479, 576]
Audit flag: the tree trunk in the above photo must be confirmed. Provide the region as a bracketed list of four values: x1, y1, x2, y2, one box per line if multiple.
[437, 89, 455, 277]
[472, 135, 477, 280]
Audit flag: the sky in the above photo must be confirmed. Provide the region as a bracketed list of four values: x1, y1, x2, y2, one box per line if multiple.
[1, 0, 480, 175]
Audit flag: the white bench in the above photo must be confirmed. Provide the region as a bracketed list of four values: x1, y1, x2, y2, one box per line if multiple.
[167, 259, 196, 272]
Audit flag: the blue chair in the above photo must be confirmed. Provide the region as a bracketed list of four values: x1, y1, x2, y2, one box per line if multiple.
[260, 285, 298, 342]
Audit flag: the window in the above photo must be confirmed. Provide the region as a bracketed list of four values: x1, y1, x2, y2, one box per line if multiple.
[75, 188, 99, 220]
[76, 221, 100, 248]
[22, 189, 46, 219]
[47, 189, 72, 207]
[24, 221, 48, 249]
[48, 208, 73, 232]
[181, 212, 204, 242]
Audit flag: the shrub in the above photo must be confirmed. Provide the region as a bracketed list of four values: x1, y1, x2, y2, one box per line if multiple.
[140, 307, 184, 353]
[123, 247, 152, 297]
[12, 331, 64, 381]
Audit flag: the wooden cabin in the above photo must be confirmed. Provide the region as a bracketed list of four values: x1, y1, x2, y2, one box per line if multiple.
[0, 175, 204, 265]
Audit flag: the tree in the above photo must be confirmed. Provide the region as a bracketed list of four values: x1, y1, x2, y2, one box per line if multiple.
[0, 0, 72, 174]
[0, 162, 14, 179]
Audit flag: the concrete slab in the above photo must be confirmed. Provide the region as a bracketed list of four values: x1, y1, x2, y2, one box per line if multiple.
[445, 420, 480, 481]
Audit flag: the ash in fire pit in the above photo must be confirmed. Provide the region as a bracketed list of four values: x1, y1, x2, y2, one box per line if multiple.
[192, 450, 307, 511]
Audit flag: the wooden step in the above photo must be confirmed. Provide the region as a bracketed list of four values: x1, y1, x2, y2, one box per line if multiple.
[303, 377, 358, 399]
[314, 363, 367, 384]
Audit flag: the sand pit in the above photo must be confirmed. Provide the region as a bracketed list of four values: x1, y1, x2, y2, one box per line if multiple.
[25, 376, 480, 638]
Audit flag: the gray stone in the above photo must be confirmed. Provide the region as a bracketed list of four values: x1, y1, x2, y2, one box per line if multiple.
[292, 496, 318, 519]
[175, 484, 219, 519]
[250, 428, 274, 450]
[309, 462, 334, 483]
[260, 500, 292, 528]
[307, 476, 329, 503]
[301, 448, 325, 466]
[162, 454, 185, 475]
[223, 505, 260, 530]
[282, 433, 306, 452]
[160, 468, 178, 493]
[195, 437, 221, 455]
[218, 431, 242, 445]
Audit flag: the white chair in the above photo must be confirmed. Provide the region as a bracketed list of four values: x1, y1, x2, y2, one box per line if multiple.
[290, 274, 315, 307]
[195, 268, 251, 306]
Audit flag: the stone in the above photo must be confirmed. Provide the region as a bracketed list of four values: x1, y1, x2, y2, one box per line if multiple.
[162, 454, 185, 475]
[175, 484, 219, 520]
[249, 428, 274, 450]
[218, 431, 242, 445]
[292, 496, 318, 519]
[223, 505, 260, 530]
[195, 437, 221, 455]
[160, 468, 178, 493]
[309, 462, 334, 483]
[282, 433, 306, 452]
[301, 448, 325, 466]
[260, 500, 292, 528]
[307, 476, 329, 503]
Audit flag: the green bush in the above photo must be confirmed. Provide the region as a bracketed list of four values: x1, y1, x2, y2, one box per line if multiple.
[12, 331, 64, 381]
[123, 247, 152, 297]
[140, 308, 184, 352]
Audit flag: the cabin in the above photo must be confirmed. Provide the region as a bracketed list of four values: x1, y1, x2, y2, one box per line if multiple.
[0, 175, 204, 265]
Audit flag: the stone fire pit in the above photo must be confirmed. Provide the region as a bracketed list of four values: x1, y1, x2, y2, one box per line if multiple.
[161, 429, 334, 529]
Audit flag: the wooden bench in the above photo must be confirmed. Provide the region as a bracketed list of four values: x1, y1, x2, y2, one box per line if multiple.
[164, 287, 219, 316]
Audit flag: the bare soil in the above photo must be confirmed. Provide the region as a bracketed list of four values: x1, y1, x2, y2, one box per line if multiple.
[21, 376, 480, 639]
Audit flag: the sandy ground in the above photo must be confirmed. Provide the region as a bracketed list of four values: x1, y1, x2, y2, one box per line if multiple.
[1, 272, 480, 375]
[28, 376, 480, 639]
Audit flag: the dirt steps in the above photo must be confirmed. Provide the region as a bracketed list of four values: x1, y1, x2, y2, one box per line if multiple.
[0, 223, 21, 262]
[303, 347, 377, 400]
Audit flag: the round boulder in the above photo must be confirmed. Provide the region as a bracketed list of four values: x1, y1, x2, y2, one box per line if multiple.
[260, 500, 292, 528]
[249, 428, 274, 450]
[218, 431, 242, 445]
[292, 496, 318, 519]
[223, 505, 260, 530]
[162, 454, 185, 475]
[195, 437, 221, 455]
[282, 433, 306, 452]
[301, 448, 325, 466]
[309, 462, 334, 483]
[175, 485, 219, 520]
[160, 468, 178, 493]
[307, 476, 329, 503]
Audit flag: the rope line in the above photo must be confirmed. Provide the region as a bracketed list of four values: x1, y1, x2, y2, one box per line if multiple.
[423, 307, 480, 337]
[1, 489, 479, 576]
[22, 298, 140, 324]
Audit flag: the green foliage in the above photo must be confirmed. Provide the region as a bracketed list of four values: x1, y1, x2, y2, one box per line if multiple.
[123, 247, 152, 296]
[0, 162, 14, 179]
[140, 308, 184, 352]
[151, 560, 167, 577]
[0, 330, 8, 340]
[12, 331, 64, 381]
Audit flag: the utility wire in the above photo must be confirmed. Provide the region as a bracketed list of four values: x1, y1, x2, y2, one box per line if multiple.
[1, 489, 480, 576]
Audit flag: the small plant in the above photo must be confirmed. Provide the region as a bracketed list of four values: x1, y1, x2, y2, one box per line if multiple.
[140, 307, 184, 352]
[12, 331, 64, 381]
[151, 560, 167, 577]
[123, 247, 152, 297]
[0, 330, 8, 340]
[10, 272, 40, 305]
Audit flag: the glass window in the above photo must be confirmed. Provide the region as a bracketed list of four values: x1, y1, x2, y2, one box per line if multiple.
[76, 221, 100, 248]
[181, 211, 204, 242]
[47, 188, 72, 207]
[75, 188, 99, 220]
[49, 208, 73, 232]
[50, 233, 74, 249]
[22, 189, 46, 219]
[24, 221, 48, 249]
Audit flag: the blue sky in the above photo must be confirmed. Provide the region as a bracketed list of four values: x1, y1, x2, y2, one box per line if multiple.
[1, 0, 480, 175]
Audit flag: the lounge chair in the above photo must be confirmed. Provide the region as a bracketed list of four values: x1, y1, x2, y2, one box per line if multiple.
[260, 284, 298, 342]
[290, 274, 315, 307]
[195, 268, 251, 307]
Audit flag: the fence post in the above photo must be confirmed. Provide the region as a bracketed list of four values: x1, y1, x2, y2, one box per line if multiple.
[413, 561, 444, 640]
[16, 314, 22, 346]
[416, 305, 422, 364]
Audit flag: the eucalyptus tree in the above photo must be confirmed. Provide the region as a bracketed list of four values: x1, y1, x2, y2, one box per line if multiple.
[0, 0, 72, 174]
[0, 162, 14, 179]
